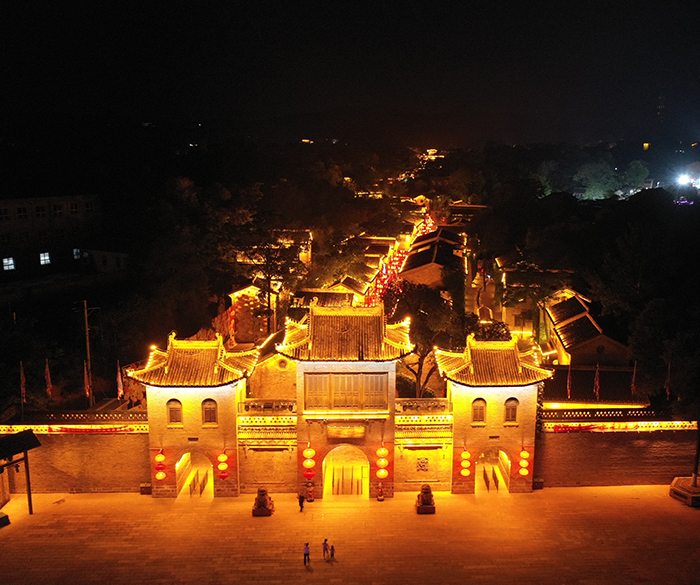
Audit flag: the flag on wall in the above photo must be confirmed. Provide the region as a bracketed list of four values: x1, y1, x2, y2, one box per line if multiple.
[117, 360, 124, 400]
[593, 363, 600, 401]
[45, 358, 53, 398]
[20, 361, 26, 403]
[84, 360, 90, 398]
[566, 362, 572, 400]
[664, 362, 671, 400]
[630, 361, 637, 396]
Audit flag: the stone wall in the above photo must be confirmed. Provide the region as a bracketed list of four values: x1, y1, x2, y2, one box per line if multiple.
[0, 470, 9, 507]
[535, 430, 697, 487]
[393, 445, 453, 492]
[8, 434, 150, 494]
[238, 446, 298, 494]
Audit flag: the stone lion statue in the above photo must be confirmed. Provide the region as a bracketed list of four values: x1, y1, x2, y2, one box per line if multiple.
[416, 484, 435, 507]
[253, 486, 275, 511]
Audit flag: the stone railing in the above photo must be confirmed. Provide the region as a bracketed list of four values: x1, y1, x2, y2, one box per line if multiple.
[239, 400, 297, 414]
[18, 411, 148, 423]
[541, 408, 665, 422]
[395, 398, 451, 413]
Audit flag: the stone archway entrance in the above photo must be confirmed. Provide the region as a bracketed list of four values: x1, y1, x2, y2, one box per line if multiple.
[174, 452, 214, 499]
[475, 448, 511, 493]
[322, 445, 370, 499]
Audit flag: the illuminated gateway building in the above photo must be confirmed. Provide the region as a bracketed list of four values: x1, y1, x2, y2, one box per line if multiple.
[124, 303, 552, 499]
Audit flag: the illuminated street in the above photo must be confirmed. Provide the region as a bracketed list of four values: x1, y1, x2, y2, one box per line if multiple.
[1, 486, 698, 584]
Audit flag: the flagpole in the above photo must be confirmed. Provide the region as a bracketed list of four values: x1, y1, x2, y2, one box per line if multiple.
[84, 300, 94, 408]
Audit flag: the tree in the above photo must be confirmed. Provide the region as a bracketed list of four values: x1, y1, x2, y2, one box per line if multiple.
[392, 282, 461, 398]
[573, 161, 620, 200]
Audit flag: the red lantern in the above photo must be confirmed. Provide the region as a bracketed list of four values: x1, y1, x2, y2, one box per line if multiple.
[303, 468, 316, 480]
[155, 463, 166, 471]
[219, 471, 229, 480]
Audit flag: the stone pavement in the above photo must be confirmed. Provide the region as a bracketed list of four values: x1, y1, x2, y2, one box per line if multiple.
[1, 485, 699, 585]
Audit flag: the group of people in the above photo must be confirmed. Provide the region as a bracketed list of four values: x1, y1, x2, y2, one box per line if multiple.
[303, 539, 335, 565]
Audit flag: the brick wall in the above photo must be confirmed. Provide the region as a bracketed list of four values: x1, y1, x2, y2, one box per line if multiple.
[8, 434, 150, 494]
[535, 431, 697, 487]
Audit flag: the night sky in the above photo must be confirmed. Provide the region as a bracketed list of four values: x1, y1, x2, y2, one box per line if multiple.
[2, 1, 699, 147]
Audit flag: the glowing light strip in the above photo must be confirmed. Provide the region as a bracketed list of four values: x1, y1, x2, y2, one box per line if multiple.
[396, 415, 453, 424]
[303, 411, 389, 420]
[544, 421, 697, 433]
[545, 402, 647, 410]
[0, 424, 149, 434]
[237, 416, 296, 425]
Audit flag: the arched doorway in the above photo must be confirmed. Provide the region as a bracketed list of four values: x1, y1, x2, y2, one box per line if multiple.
[475, 448, 511, 493]
[322, 445, 370, 499]
[174, 451, 214, 499]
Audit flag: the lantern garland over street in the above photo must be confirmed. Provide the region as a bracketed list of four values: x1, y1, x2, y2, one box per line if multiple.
[364, 214, 436, 308]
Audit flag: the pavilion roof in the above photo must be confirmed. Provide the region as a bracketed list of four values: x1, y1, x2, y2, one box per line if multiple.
[435, 336, 552, 387]
[276, 304, 413, 361]
[126, 332, 259, 387]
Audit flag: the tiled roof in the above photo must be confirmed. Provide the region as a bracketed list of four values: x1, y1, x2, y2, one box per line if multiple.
[328, 276, 369, 296]
[127, 332, 259, 387]
[276, 305, 413, 361]
[543, 366, 647, 404]
[412, 228, 462, 248]
[0, 429, 41, 460]
[401, 241, 462, 273]
[547, 296, 588, 324]
[293, 289, 354, 307]
[556, 315, 602, 349]
[435, 336, 552, 387]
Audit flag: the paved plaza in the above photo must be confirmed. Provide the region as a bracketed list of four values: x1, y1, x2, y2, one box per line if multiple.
[1, 485, 699, 585]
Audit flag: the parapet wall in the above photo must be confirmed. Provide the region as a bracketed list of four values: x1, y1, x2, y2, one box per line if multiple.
[535, 430, 697, 487]
[8, 434, 150, 494]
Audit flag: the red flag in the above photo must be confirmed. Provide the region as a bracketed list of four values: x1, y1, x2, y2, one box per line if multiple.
[45, 358, 53, 398]
[593, 364, 600, 401]
[566, 362, 572, 400]
[117, 360, 124, 400]
[664, 362, 671, 400]
[630, 361, 637, 396]
[20, 361, 27, 403]
[84, 360, 90, 398]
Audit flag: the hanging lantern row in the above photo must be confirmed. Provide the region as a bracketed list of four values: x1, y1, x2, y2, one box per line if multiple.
[518, 449, 530, 476]
[460, 450, 471, 477]
[155, 450, 166, 481]
[375, 445, 389, 479]
[218, 452, 229, 480]
[303, 446, 316, 480]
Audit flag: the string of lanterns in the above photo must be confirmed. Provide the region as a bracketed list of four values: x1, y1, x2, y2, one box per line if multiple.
[376, 445, 389, 479]
[302, 446, 316, 480]
[218, 453, 230, 479]
[518, 450, 530, 476]
[154, 450, 166, 481]
[460, 450, 471, 476]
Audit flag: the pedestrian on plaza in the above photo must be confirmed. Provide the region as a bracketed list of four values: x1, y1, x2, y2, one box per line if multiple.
[322, 538, 329, 560]
[303, 543, 310, 565]
[330, 545, 335, 561]
[298, 493, 305, 512]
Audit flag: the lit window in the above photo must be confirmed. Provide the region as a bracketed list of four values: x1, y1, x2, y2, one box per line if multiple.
[505, 398, 519, 423]
[304, 373, 388, 410]
[202, 399, 218, 425]
[472, 399, 486, 423]
[39, 252, 51, 265]
[73, 248, 81, 260]
[3, 257, 15, 271]
[167, 399, 183, 425]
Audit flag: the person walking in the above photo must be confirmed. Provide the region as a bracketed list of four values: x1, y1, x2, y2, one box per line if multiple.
[322, 539, 329, 560]
[298, 493, 305, 512]
[330, 545, 335, 561]
[303, 543, 310, 565]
